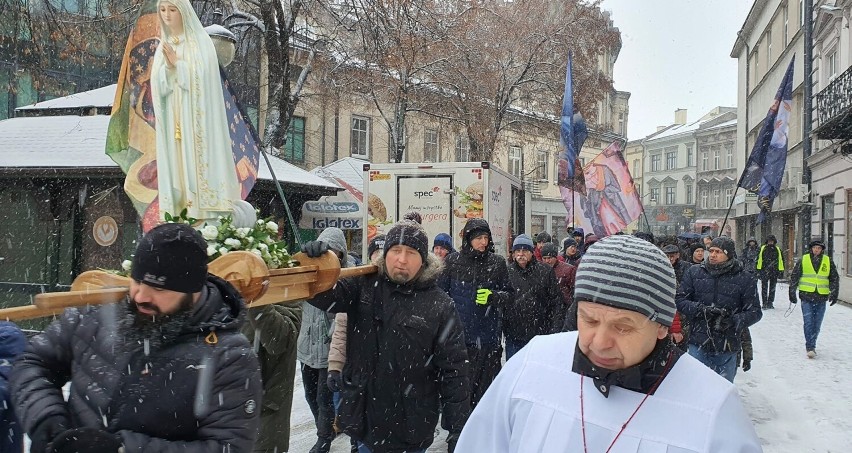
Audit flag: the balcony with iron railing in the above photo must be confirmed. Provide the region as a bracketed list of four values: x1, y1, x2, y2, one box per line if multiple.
[814, 65, 852, 140]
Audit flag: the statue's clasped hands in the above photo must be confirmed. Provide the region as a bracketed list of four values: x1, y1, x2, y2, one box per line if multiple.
[163, 43, 178, 68]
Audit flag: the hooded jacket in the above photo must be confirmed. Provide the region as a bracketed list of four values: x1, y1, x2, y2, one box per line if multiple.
[242, 303, 302, 453]
[438, 218, 513, 347]
[308, 252, 470, 453]
[740, 237, 760, 272]
[11, 275, 263, 452]
[676, 260, 763, 354]
[298, 227, 354, 369]
[0, 322, 26, 452]
[757, 235, 784, 275]
[504, 258, 563, 344]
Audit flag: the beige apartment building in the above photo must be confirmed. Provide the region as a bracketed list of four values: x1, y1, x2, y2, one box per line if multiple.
[731, 0, 807, 269]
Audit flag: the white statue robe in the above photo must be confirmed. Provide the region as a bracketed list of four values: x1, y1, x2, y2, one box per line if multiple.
[151, 9, 240, 222]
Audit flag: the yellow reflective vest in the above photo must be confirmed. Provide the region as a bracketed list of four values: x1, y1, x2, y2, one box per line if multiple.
[756, 245, 784, 271]
[799, 254, 831, 295]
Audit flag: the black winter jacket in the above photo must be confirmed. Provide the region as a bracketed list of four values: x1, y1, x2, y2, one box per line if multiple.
[504, 259, 563, 344]
[11, 275, 263, 452]
[437, 245, 512, 347]
[308, 253, 470, 453]
[676, 261, 762, 354]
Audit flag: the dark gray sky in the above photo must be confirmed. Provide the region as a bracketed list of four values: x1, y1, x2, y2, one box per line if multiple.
[601, 0, 753, 140]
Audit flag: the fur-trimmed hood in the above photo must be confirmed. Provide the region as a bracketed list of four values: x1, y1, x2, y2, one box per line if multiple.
[373, 251, 445, 288]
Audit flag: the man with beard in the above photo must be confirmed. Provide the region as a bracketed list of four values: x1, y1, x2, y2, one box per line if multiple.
[676, 237, 762, 382]
[503, 234, 562, 360]
[11, 223, 262, 453]
[303, 220, 469, 453]
[456, 236, 761, 452]
[438, 218, 513, 409]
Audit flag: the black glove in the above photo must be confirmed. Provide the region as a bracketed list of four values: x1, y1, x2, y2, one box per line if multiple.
[48, 427, 123, 453]
[742, 360, 751, 372]
[789, 293, 797, 304]
[712, 314, 734, 333]
[327, 370, 343, 393]
[703, 306, 728, 319]
[447, 432, 460, 453]
[830, 298, 837, 306]
[29, 416, 68, 453]
[302, 240, 329, 258]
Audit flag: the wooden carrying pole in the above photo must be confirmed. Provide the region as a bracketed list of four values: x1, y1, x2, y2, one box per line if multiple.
[0, 251, 377, 321]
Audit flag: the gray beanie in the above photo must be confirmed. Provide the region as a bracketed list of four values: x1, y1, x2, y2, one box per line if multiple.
[317, 227, 347, 255]
[574, 235, 677, 327]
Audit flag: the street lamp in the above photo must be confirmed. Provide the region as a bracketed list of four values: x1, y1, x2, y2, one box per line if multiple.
[205, 24, 237, 67]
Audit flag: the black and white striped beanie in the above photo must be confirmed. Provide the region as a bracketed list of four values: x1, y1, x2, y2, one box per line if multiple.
[574, 235, 677, 327]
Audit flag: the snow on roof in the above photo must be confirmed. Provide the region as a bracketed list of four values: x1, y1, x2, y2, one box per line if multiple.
[0, 114, 341, 191]
[0, 115, 115, 167]
[311, 156, 368, 193]
[16, 85, 116, 111]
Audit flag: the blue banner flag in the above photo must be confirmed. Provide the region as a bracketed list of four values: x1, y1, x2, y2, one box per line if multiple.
[557, 53, 586, 191]
[738, 57, 795, 223]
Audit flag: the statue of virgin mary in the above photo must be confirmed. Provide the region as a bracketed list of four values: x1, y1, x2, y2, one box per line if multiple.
[150, 0, 242, 223]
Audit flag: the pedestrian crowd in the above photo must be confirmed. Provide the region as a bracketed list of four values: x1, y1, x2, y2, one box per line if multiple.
[2, 217, 841, 452]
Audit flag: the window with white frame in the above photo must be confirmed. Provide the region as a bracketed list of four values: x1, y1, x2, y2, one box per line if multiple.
[423, 128, 439, 162]
[766, 30, 772, 67]
[351, 116, 370, 158]
[827, 50, 837, 80]
[650, 187, 660, 204]
[713, 189, 721, 208]
[536, 150, 548, 180]
[509, 146, 522, 178]
[665, 186, 676, 205]
[783, 4, 789, 45]
[666, 150, 677, 170]
[633, 159, 639, 177]
[701, 189, 708, 208]
[618, 112, 625, 136]
[455, 135, 469, 162]
[725, 144, 733, 169]
[651, 154, 661, 172]
[725, 187, 734, 207]
[713, 147, 721, 170]
[687, 145, 694, 167]
[554, 152, 560, 182]
[686, 183, 693, 205]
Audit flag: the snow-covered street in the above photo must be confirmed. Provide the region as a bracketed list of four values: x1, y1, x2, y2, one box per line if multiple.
[737, 282, 852, 452]
[289, 282, 852, 452]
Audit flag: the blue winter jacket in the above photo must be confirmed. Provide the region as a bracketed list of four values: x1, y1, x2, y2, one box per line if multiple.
[676, 260, 762, 353]
[0, 322, 26, 452]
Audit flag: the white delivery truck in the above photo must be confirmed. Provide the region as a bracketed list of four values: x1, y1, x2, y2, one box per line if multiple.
[361, 161, 530, 259]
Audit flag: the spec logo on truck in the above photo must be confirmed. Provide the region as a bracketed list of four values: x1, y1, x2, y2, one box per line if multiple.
[414, 186, 442, 199]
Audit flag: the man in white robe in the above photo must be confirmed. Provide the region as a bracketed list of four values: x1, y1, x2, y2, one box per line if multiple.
[457, 235, 762, 453]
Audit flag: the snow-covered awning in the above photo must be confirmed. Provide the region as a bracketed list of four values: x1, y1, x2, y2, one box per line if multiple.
[0, 114, 341, 193]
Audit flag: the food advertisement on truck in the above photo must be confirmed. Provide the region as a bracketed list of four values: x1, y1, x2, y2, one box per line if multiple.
[485, 169, 514, 259]
[397, 175, 454, 247]
[362, 162, 526, 259]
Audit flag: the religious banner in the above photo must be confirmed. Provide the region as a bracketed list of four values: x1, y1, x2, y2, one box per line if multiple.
[562, 141, 643, 237]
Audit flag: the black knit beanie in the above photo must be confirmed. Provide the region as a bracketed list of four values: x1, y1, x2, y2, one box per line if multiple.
[131, 223, 208, 293]
[384, 220, 429, 263]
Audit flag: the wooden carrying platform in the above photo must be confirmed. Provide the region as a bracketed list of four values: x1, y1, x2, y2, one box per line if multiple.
[0, 251, 376, 321]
